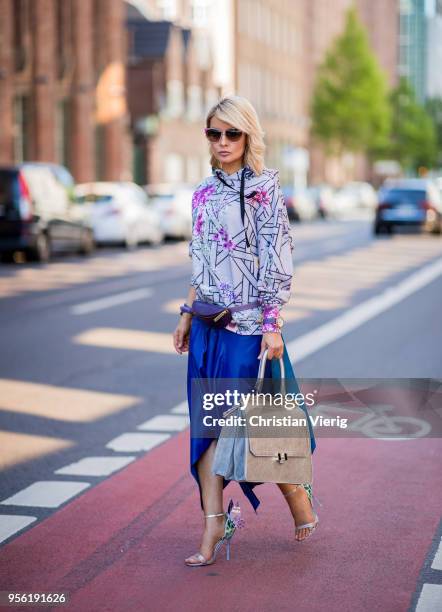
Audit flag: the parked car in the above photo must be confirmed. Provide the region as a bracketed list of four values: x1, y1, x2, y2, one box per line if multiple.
[74, 182, 164, 248]
[145, 184, 194, 240]
[332, 181, 378, 216]
[282, 186, 317, 221]
[306, 184, 335, 218]
[0, 162, 95, 263]
[374, 178, 442, 235]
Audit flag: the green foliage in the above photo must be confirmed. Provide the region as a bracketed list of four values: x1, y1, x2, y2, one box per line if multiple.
[389, 78, 437, 171]
[310, 6, 391, 158]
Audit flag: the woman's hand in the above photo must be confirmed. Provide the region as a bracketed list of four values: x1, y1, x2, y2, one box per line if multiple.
[173, 314, 192, 354]
[258, 332, 284, 360]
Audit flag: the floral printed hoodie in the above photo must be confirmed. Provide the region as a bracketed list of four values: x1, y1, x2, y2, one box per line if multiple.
[188, 163, 294, 335]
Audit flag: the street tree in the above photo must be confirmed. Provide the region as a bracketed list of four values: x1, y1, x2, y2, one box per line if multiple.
[388, 78, 437, 172]
[310, 6, 391, 161]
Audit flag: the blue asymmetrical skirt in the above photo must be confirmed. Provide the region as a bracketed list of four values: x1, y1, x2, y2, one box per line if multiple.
[187, 316, 316, 513]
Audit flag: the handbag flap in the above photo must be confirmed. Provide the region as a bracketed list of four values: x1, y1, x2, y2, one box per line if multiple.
[245, 401, 311, 458]
[248, 435, 311, 458]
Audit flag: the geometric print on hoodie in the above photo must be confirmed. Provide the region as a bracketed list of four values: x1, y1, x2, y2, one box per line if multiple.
[188, 163, 294, 335]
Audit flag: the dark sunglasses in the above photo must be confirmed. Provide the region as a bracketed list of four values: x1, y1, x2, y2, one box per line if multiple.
[204, 127, 244, 142]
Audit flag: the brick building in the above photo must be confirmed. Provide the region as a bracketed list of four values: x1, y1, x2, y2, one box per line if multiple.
[126, 13, 219, 185]
[0, 0, 131, 183]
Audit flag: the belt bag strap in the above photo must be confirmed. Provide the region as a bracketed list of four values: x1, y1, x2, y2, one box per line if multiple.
[229, 300, 261, 313]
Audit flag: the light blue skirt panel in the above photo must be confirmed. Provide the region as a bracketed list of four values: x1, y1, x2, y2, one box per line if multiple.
[187, 316, 316, 513]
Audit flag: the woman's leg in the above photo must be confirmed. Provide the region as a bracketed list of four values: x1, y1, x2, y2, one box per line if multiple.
[185, 440, 226, 563]
[277, 483, 316, 541]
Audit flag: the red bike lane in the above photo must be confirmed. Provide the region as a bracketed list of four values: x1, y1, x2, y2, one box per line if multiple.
[0, 429, 440, 612]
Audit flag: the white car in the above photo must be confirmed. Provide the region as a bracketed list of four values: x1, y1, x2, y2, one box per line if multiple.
[74, 182, 164, 248]
[146, 184, 194, 240]
[333, 182, 378, 216]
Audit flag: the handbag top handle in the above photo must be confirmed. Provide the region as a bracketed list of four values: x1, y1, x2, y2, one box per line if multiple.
[254, 348, 286, 396]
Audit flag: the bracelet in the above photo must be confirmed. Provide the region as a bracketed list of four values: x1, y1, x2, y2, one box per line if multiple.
[262, 322, 282, 334]
[180, 303, 193, 316]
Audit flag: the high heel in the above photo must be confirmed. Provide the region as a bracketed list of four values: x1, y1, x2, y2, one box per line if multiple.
[283, 485, 321, 541]
[184, 499, 243, 567]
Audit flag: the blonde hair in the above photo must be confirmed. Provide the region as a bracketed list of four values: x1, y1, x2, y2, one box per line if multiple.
[205, 95, 266, 176]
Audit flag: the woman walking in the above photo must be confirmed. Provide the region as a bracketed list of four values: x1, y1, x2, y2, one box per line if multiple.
[173, 95, 318, 567]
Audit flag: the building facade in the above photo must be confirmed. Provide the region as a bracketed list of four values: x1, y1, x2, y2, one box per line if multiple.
[0, 0, 131, 182]
[356, 0, 399, 88]
[126, 0, 220, 185]
[398, 0, 427, 103]
[426, 0, 442, 98]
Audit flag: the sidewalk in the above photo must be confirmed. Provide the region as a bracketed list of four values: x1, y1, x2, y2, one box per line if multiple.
[0, 429, 440, 612]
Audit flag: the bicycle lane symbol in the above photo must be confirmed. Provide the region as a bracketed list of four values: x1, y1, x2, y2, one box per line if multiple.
[307, 403, 432, 441]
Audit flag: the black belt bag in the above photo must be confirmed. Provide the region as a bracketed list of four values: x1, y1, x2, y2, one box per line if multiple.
[191, 300, 261, 329]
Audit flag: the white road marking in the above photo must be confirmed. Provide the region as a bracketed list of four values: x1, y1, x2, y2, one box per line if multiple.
[137, 414, 189, 431]
[0, 481, 90, 508]
[54, 456, 136, 477]
[70, 288, 153, 315]
[171, 401, 189, 415]
[105, 432, 170, 452]
[415, 584, 442, 611]
[287, 257, 442, 364]
[431, 536, 442, 570]
[0, 515, 37, 544]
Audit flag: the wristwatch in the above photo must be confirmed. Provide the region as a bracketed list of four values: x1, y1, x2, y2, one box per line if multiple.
[180, 303, 193, 316]
[263, 316, 284, 328]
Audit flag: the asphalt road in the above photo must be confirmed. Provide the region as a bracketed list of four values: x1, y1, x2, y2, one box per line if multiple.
[0, 216, 441, 612]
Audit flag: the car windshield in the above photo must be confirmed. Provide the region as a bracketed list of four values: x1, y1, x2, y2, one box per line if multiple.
[379, 189, 426, 205]
[76, 193, 114, 204]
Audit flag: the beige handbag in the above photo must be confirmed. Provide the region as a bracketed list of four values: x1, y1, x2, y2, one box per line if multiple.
[212, 349, 312, 484]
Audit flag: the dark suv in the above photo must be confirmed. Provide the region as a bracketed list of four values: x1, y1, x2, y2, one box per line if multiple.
[374, 179, 442, 235]
[0, 162, 95, 262]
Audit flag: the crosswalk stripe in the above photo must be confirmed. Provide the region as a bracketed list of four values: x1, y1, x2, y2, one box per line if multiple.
[137, 415, 189, 431]
[54, 456, 137, 477]
[171, 401, 189, 415]
[0, 515, 37, 543]
[73, 328, 176, 354]
[287, 257, 442, 364]
[105, 432, 170, 452]
[0, 379, 140, 422]
[0, 481, 90, 508]
[71, 288, 153, 315]
[415, 584, 442, 611]
[431, 536, 442, 570]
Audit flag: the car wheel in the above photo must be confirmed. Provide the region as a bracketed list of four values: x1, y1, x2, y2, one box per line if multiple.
[430, 217, 442, 235]
[28, 232, 50, 262]
[0, 251, 15, 263]
[150, 230, 164, 246]
[78, 229, 95, 255]
[125, 229, 138, 250]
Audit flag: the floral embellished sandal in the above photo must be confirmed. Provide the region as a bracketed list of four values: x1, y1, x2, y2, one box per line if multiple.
[184, 499, 245, 567]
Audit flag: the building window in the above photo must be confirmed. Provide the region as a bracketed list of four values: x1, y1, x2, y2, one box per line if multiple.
[55, 99, 71, 169]
[95, 124, 106, 181]
[157, 0, 177, 20]
[186, 156, 200, 183]
[165, 153, 184, 183]
[55, 0, 73, 79]
[187, 85, 203, 121]
[13, 0, 26, 72]
[13, 95, 31, 163]
[165, 80, 184, 118]
[191, 0, 210, 28]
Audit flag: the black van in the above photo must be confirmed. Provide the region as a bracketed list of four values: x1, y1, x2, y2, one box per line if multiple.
[0, 162, 95, 262]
